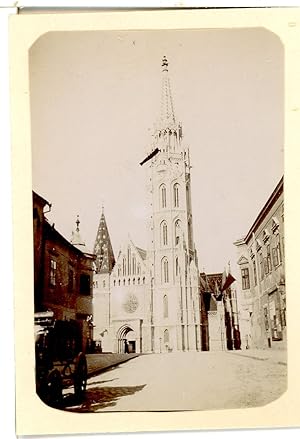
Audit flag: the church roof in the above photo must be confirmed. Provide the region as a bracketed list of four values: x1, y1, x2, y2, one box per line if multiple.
[136, 246, 147, 261]
[93, 208, 115, 274]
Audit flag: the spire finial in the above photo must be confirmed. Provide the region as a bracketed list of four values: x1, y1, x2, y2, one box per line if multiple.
[76, 215, 80, 232]
[162, 55, 168, 72]
[101, 204, 104, 215]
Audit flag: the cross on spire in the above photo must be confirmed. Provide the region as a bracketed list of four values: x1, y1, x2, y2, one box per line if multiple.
[76, 215, 80, 232]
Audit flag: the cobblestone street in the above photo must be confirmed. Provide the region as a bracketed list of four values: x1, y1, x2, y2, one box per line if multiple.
[63, 350, 287, 413]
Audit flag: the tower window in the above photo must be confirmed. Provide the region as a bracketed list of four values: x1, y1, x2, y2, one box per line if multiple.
[175, 257, 179, 276]
[122, 258, 126, 276]
[161, 221, 168, 246]
[163, 295, 168, 318]
[132, 255, 136, 275]
[164, 329, 169, 344]
[160, 184, 167, 208]
[162, 257, 169, 283]
[173, 183, 179, 208]
[175, 219, 181, 245]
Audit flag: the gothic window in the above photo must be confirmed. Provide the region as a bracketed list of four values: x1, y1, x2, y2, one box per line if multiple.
[163, 295, 168, 318]
[162, 257, 169, 283]
[122, 258, 126, 276]
[117, 265, 121, 277]
[103, 280, 106, 288]
[241, 268, 250, 290]
[50, 259, 57, 287]
[127, 247, 131, 275]
[118, 279, 121, 286]
[164, 329, 169, 344]
[175, 219, 181, 245]
[114, 280, 116, 286]
[175, 257, 179, 276]
[128, 278, 130, 285]
[160, 184, 167, 208]
[137, 263, 141, 275]
[138, 277, 140, 285]
[123, 279, 126, 286]
[133, 278, 135, 285]
[132, 255, 136, 275]
[173, 183, 179, 207]
[161, 221, 168, 246]
[143, 277, 145, 284]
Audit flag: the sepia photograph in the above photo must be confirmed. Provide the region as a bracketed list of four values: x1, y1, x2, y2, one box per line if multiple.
[29, 26, 286, 414]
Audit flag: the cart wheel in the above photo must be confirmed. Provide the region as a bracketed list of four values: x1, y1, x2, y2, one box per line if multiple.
[74, 353, 87, 401]
[42, 369, 63, 408]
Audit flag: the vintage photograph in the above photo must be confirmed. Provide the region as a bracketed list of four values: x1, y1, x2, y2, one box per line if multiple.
[30, 28, 286, 413]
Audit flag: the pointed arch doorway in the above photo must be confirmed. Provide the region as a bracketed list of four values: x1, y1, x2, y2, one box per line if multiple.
[116, 324, 137, 353]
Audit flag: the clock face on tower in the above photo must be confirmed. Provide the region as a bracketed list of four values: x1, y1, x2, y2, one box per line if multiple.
[123, 293, 139, 314]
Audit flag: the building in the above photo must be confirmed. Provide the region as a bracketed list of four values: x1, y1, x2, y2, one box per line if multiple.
[200, 272, 240, 352]
[93, 57, 201, 353]
[33, 191, 96, 352]
[234, 177, 285, 349]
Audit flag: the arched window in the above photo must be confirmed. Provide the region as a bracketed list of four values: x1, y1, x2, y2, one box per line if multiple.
[175, 219, 181, 245]
[118, 279, 121, 286]
[127, 246, 131, 275]
[143, 277, 145, 284]
[123, 279, 126, 286]
[173, 183, 179, 207]
[164, 329, 169, 344]
[128, 278, 130, 285]
[162, 257, 169, 283]
[138, 277, 140, 285]
[133, 278, 135, 285]
[137, 263, 141, 275]
[161, 221, 168, 246]
[122, 258, 126, 276]
[163, 295, 168, 318]
[114, 280, 116, 286]
[175, 257, 179, 276]
[160, 184, 167, 208]
[117, 266, 121, 277]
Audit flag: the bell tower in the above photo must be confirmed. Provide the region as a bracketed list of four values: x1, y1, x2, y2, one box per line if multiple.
[145, 57, 200, 352]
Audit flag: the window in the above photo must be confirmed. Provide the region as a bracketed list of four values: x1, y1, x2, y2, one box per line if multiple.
[114, 280, 116, 286]
[79, 274, 90, 295]
[259, 253, 264, 280]
[127, 247, 131, 275]
[137, 263, 141, 275]
[103, 280, 106, 288]
[173, 183, 179, 207]
[161, 221, 168, 246]
[143, 277, 145, 284]
[175, 257, 179, 276]
[117, 265, 121, 277]
[161, 184, 167, 208]
[164, 329, 169, 344]
[122, 258, 126, 276]
[68, 269, 74, 292]
[252, 260, 257, 286]
[267, 245, 272, 273]
[162, 258, 169, 283]
[163, 295, 168, 318]
[175, 220, 181, 245]
[241, 267, 250, 290]
[132, 255, 136, 275]
[50, 259, 57, 286]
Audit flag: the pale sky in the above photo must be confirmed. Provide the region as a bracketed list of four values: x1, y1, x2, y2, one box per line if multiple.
[30, 28, 283, 274]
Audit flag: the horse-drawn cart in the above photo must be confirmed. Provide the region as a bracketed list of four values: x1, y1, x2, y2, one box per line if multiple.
[35, 311, 88, 408]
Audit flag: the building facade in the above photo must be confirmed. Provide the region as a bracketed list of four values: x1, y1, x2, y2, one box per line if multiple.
[33, 191, 96, 352]
[93, 57, 201, 353]
[234, 177, 285, 349]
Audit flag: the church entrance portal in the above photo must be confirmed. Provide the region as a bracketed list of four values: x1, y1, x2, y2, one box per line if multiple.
[116, 325, 137, 354]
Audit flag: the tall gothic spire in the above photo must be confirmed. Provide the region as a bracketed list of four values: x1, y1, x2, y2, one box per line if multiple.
[93, 208, 115, 274]
[160, 56, 176, 130]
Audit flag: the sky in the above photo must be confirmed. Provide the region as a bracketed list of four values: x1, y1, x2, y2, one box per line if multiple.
[30, 28, 283, 274]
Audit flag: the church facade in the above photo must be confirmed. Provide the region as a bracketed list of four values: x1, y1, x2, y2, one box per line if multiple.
[93, 57, 201, 353]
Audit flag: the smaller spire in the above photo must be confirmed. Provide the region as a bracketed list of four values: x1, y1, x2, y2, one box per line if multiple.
[76, 215, 80, 232]
[101, 204, 104, 215]
[162, 55, 168, 72]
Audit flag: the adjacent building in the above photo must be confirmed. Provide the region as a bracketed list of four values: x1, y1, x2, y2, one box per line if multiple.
[33, 191, 96, 352]
[234, 177, 285, 349]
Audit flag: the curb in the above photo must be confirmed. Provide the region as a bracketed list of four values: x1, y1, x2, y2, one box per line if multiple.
[227, 350, 287, 365]
[87, 354, 140, 378]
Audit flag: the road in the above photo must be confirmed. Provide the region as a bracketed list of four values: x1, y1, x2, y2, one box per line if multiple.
[63, 351, 287, 413]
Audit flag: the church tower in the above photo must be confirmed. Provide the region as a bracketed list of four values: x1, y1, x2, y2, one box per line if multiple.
[92, 208, 115, 346]
[145, 56, 200, 352]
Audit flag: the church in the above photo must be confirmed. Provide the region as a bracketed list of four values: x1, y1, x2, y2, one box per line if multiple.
[92, 56, 201, 353]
